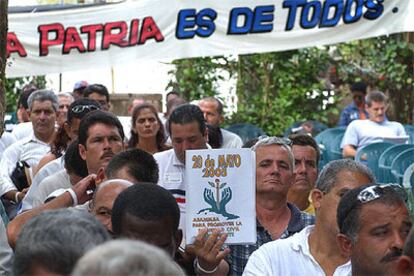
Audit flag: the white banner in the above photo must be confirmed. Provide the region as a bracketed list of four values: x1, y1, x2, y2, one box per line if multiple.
[6, 0, 414, 78]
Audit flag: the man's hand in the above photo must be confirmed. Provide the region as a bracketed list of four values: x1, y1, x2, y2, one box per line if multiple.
[71, 174, 97, 205]
[187, 228, 230, 273]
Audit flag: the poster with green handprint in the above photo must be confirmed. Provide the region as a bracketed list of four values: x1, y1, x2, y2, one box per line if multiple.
[185, 148, 256, 245]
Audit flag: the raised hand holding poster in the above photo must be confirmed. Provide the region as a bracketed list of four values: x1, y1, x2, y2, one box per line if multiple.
[186, 148, 256, 245]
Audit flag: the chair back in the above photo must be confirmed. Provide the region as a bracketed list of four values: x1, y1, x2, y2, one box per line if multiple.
[355, 142, 393, 181]
[378, 144, 414, 183]
[391, 148, 414, 185]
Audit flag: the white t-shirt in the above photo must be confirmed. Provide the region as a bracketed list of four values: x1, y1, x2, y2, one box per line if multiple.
[0, 132, 17, 162]
[243, 225, 351, 276]
[341, 119, 406, 149]
[221, 128, 243, 149]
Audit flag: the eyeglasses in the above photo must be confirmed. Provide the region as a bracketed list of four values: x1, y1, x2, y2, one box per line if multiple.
[357, 183, 407, 203]
[71, 105, 99, 114]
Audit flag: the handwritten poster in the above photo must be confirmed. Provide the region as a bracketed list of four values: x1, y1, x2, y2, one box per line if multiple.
[185, 148, 256, 245]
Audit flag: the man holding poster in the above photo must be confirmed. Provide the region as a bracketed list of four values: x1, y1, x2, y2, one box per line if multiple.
[154, 104, 209, 232]
[191, 136, 315, 275]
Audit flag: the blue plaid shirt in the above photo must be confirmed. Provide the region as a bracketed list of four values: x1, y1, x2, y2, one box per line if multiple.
[226, 203, 315, 275]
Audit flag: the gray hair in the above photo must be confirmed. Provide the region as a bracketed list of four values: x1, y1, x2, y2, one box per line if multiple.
[71, 240, 185, 276]
[365, 90, 387, 107]
[316, 159, 375, 193]
[58, 92, 75, 102]
[27, 89, 59, 111]
[251, 136, 295, 171]
[13, 209, 110, 275]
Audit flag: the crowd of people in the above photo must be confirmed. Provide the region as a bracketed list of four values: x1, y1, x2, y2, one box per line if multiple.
[0, 80, 412, 276]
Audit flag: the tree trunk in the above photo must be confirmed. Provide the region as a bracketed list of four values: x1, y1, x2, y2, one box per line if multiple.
[0, 0, 8, 135]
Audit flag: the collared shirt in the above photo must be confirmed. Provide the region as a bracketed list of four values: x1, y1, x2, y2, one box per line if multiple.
[227, 203, 315, 275]
[19, 157, 65, 213]
[338, 102, 369, 127]
[154, 148, 186, 231]
[341, 119, 406, 149]
[243, 225, 351, 276]
[0, 132, 17, 163]
[221, 129, 243, 149]
[0, 133, 51, 196]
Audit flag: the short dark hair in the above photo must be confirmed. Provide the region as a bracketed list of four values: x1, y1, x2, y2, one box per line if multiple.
[166, 91, 180, 100]
[64, 139, 88, 178]
[105, 149, 159, 183]
[337, 184, 406, 243]
[13, 209, 109, 275]
[289, 134, 320, 165]
[207, 124, 223, 149]
[78, 110, 125, 147]
[167, 104, 206, 136]
[351, 82, 367, 94]
[112, 184, 180, 236]
[84, 84, 110, 103]
[67, 98, 101, 125]
[365, 91, 387, 107]
[316, 159, 374, 193]
[18, 84, 37, 109]
[200, 97, 224, 115]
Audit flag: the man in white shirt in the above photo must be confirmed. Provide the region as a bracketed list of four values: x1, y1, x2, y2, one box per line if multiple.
[337, 183, 412, 276]
[244, 159, 374, 276]
[154, 104, 208, 231]
[198, 97, 243, 148]
[0, 90, 58, 205]
[341, 91, 406, 158]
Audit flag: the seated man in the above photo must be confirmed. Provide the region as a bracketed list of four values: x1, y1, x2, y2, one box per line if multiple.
[7, 148, 158, 246]
[198, 97, 243, 148]
[337, 184, 412, 276]
[338, 81, 369, 127]
[0, 90, 58, 207]
[111, 183, 182, 258]
[244, 159, 374, 275]
[287, 134, 319, 214]
[341, 91, 406, 158]
[13, 208, 109, 276]
[396, 227, 414, 276]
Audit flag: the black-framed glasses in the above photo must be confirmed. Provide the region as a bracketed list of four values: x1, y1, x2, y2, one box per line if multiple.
[357, 183, 407, 203]
[71, 104, 99, 114]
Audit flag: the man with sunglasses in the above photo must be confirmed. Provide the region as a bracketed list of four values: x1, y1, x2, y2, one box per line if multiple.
[243, 159, 374, 275]
[337, 183, 412, 276]
[341, 91, 406, 158]
[338, 82, 369, 127]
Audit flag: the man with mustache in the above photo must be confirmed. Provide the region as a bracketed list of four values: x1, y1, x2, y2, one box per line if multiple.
[337, 183, 412, 276]
[341, 91, 406, 158]
[287, 134, 319, 214]
[0, 90, 58, 211]
[396, 228, 414, 276]
[243, 159, 374, 275]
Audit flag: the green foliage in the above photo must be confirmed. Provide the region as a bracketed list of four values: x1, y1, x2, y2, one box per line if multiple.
[167, 34, 413, 136]
[167, 57, 233, 101]
[5, 76, 46, 112]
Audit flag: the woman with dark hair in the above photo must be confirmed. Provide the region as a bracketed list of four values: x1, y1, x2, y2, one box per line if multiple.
[128, 103, 169, 154]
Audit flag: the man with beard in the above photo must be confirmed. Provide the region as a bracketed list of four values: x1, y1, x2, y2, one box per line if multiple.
[337, 183, 412, 276]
